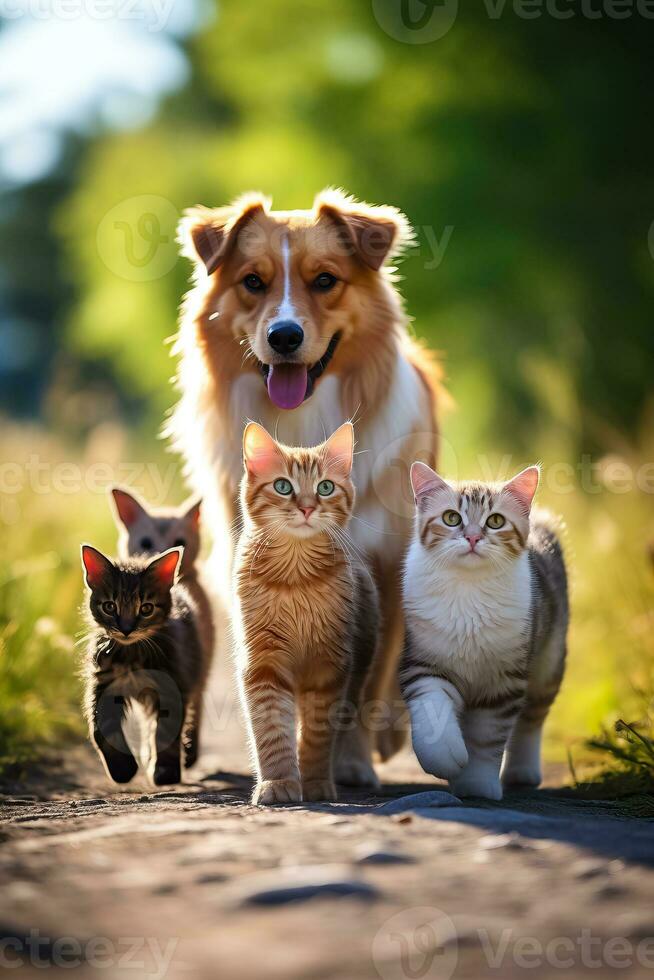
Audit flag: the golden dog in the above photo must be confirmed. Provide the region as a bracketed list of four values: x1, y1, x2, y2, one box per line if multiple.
[169, 188, 441, 761]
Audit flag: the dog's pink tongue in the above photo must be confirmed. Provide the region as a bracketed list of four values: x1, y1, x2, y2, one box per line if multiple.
[266, 364, 308, 410]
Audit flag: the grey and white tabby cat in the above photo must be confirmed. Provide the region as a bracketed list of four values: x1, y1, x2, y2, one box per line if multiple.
[81, 545, 205, 785]
[400, 462, 568, 800]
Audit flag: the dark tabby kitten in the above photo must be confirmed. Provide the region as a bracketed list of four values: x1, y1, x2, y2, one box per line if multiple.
[81, 544, 204, 786]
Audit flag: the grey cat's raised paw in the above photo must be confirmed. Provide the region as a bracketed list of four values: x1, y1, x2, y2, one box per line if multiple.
[412, 721, 468, 781]
[451, 764, 503, 801]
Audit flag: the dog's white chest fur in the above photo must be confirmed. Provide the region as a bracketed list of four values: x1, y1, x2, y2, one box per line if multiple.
[228, 354, 426, 559]
[403, 543, 532, 693]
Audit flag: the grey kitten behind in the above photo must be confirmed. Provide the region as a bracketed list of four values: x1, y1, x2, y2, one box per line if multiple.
[81, 545, 204, 785]
[110, 487, 215, 762]
[401, 463, 568, 800]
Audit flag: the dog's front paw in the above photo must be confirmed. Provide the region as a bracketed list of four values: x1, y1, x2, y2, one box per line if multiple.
[253, 778, 302, 806]
[451, 762, 502, 801]
[302, 779, 337, 802]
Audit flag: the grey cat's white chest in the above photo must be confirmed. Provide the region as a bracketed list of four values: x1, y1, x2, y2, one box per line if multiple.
[404, 546, 533, 695]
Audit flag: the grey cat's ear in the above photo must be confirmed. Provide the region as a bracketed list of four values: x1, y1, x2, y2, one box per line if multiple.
[183, 498, 202, 527]
[81, 544, 114, 589]
[178, 193, 271, 275]
[504, 466, 540, 512]
[110, 487, 147, 529]
[324, 422, 354, 477]
[146, 548, 182, 590]
[410, 461, 450, 503]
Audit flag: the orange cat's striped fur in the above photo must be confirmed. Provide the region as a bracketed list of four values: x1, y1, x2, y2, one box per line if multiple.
[233, 422, 380, 804]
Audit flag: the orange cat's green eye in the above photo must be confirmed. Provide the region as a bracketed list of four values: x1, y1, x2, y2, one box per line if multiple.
[442, 510, 462, 527]
[140, 602, 154, 617]
[102, 600, 116, 615]
[486, 513, 506, 529]
[317, 480, 334, 496]
[273, 478, 293, 496]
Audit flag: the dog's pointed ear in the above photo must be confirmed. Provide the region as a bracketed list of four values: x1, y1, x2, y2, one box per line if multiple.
[314, 188, 415, 271]
[178, 193, 271, 275]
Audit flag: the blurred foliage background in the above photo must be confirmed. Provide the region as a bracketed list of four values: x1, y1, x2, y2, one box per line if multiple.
[0, 0, 652, 775]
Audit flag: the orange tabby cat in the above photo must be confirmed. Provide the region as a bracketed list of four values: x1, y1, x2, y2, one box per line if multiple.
[233, 422, 380, 805]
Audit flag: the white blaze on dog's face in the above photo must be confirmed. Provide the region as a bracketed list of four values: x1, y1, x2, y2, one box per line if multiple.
[178, 189, 413, 412]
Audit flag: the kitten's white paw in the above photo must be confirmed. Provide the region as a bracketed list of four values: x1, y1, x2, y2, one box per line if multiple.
[412, 719, 468, 780]
[502, 763, 542, 789]
[451, 763, 503, 801]
[253, 778, 302, 806]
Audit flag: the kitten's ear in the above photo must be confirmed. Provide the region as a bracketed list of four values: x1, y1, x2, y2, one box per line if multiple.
[243, 422, 283, 479]
[146, 548, 182, 590]
[410, 461, 450, 503]
[324, 423, 354, 477]
[110, 487, 147, 529]
[505, 465, 540, 512]
[81, 544, 114, 589]
[183, 498, 202, 528]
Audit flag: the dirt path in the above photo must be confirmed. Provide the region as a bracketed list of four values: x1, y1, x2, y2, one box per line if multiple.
[2, 665, 654, 980]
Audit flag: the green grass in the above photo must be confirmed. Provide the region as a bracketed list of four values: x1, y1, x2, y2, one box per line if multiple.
[1, 416, 653, 781]
[0, 419, 185, 773]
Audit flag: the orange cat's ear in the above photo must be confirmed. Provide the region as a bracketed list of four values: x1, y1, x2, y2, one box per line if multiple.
[81, 544, 114, 589]
[184, 498, 202, 527]
[505, 466, 540, 512]
[324, 423, 354, 477]
[146, 548, 181, 590]
[410, 461, 450, 503]
[110, 487, 147, 529]
[243, 423, 283, 479]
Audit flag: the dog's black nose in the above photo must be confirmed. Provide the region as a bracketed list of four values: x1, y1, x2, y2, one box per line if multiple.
[267, 320, 304, 355]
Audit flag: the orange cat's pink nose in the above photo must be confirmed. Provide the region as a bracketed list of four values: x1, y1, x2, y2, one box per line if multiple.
[465, 532, 482, 550]
[300, 506, 315, 520]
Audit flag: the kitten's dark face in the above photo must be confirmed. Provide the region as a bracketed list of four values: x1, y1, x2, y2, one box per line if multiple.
[82, 546, 180, 646]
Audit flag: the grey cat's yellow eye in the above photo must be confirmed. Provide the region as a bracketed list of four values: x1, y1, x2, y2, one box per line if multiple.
[140, 602, 154, 617]
[442, 510, 462, 527]
[317, 480, 335, 497]
[273, 478, 293, 496]
[486, 513, 506, 529]
[102, 600, 116, 614]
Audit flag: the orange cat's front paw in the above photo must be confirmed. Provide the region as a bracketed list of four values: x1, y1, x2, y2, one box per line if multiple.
[302, 779, 337, 802]
[253, 778, 302, 806]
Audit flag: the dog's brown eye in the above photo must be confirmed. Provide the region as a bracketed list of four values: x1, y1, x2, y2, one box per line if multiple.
[313, 272, 337, 292]
[243, 273, 266, 293]
[102, 600, 117, 615]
